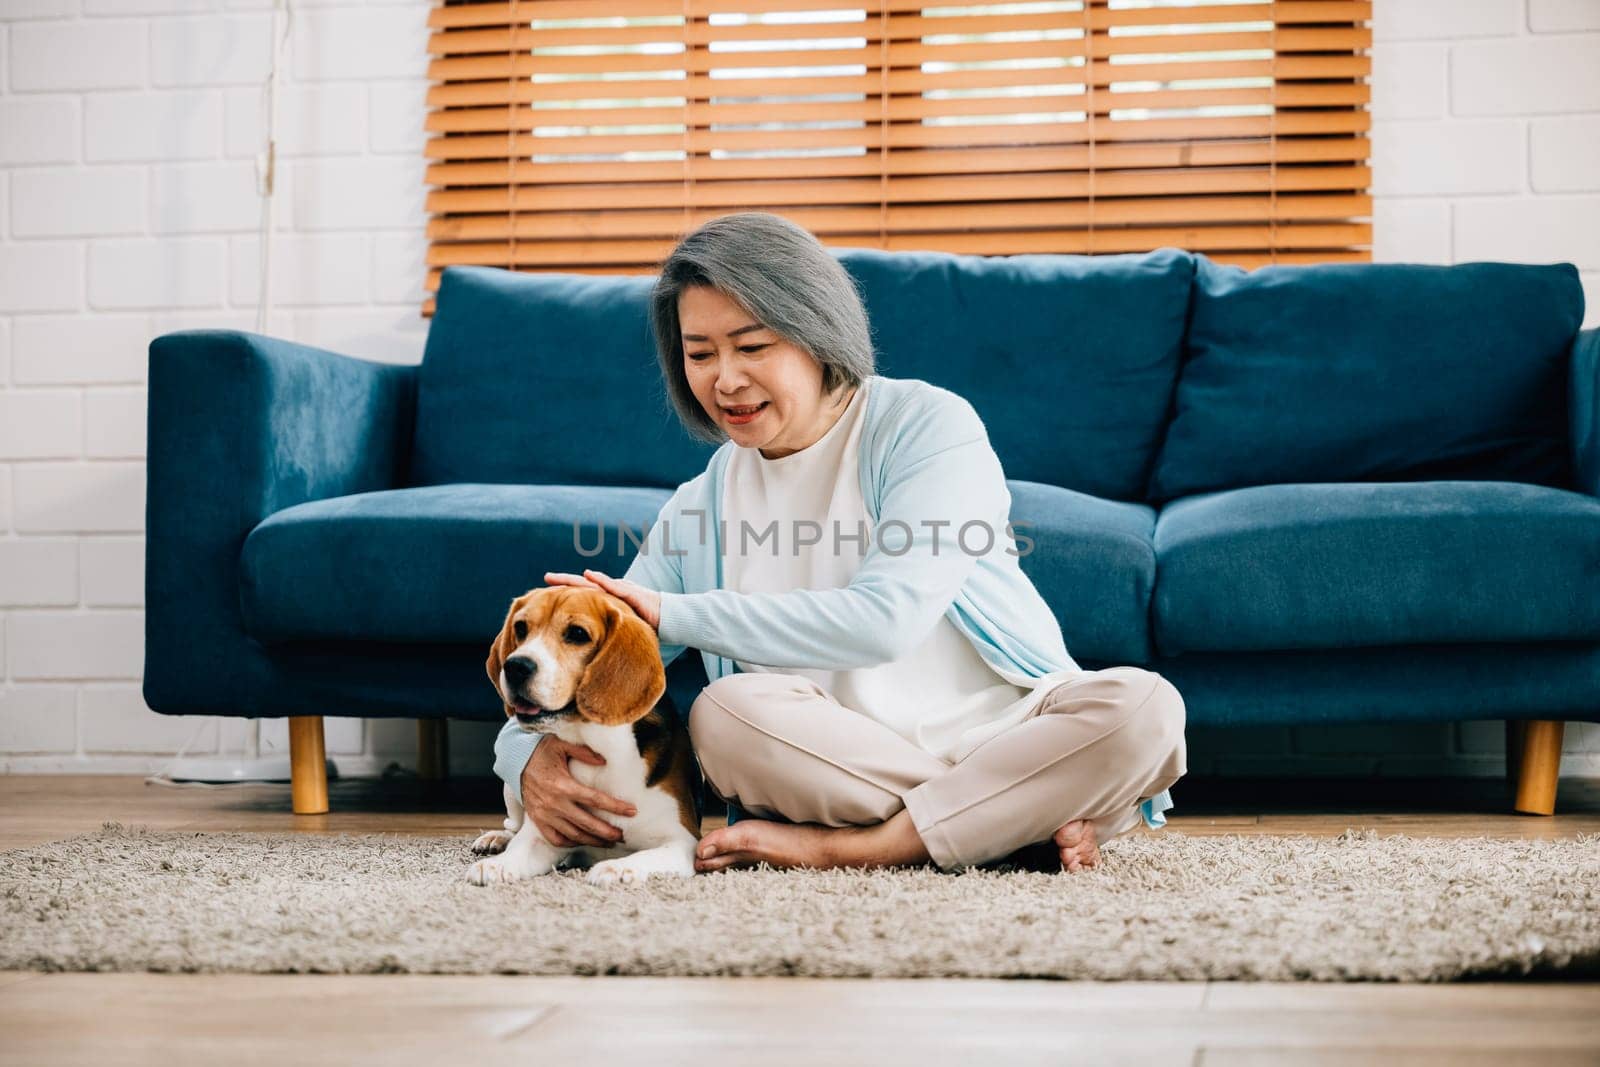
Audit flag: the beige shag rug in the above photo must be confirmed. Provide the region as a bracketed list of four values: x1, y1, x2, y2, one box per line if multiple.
[2, 824, 1597, 981]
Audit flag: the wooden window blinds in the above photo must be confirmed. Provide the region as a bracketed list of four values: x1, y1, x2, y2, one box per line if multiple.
[423, 0, 1371, 313]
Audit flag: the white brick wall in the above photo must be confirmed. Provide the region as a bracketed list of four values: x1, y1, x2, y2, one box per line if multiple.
[0, 0, 434, 775]
[85, 91, 224, 162]
[1372, 0, 1600, 327]
[0, 0, 1596, 781]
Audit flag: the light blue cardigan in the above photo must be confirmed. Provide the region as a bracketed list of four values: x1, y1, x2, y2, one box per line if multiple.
[493, 375, 1175, 830]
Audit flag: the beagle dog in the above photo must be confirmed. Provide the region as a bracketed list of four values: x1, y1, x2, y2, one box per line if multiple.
[466, 584, 702, 887]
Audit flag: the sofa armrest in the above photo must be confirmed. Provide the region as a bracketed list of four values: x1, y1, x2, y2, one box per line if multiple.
[1574, 326, 1600, 497]
[144, 330, 417, 715]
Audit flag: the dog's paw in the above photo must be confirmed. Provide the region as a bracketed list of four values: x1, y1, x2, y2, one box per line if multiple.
[585, 857, 643, 887]
[470, 829, 514, 855]
[586, 851, 695, 886]
[466, 858, 547, 886]
[466, 858, 508, 886]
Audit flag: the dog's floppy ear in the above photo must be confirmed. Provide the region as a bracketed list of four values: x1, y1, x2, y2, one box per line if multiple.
[485, 594, 526, 705]
[576, 599, 666, 726]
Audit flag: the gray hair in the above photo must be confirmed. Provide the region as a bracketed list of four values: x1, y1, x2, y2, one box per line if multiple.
[649, 212, 876, 444]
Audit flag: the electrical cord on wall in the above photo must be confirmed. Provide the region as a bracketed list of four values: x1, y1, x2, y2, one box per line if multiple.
[147, 0, 299, 791]
[255, 0, 292, 334]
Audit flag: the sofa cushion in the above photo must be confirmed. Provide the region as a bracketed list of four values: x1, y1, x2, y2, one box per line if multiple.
[240, 483, 672, 644]
[411, 266, 716, 490]
[240, 477, 1158, 662]
[836, 247, 1194, 502]
[1151, 481, 1600, 655]
[1008, 480, 1156, 665]
[1146, 257, 1585, 504]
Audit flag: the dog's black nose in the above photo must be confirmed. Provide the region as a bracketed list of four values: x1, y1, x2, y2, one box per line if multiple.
[503, 656, 536, 688]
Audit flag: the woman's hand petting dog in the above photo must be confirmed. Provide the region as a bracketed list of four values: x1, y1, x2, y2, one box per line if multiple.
[544, 569, 661, 632]
[521, 734, 639, 848]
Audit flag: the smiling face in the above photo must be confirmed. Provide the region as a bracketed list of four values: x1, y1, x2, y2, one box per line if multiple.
[678, 284, 855, 460]
[485, 586, 666, 732]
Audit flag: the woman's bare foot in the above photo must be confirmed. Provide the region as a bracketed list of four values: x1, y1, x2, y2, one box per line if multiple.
[694, 808, 932, 872]
[1054, 818, 1100, 872]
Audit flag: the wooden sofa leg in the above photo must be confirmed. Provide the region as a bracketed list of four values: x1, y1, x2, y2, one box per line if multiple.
[418, 719, 450, 781]
[289, 715, 329, 815]
[1512, 720, 1564, 816]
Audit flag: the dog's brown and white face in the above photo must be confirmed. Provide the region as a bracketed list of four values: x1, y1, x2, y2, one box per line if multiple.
[485, 585, 666, 734]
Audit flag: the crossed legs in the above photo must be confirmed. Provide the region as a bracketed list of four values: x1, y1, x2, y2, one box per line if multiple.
[687, 666, 1188, 873]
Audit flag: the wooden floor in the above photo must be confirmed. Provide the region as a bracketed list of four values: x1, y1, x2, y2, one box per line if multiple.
[3, 773, 1599, 1066]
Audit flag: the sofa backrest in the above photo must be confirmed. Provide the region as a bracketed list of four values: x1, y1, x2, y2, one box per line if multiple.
[1146, 256, 1586, 504]
[416, 251, 1582, 506]
[411, 266, 716, 489]
[836, 246, 1193, 500]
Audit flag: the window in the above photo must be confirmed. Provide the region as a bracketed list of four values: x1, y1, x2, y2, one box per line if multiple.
[423, 0, 1371, 313]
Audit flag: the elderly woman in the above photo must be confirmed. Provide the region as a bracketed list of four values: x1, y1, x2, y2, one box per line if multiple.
[492, 212, 1187, 875]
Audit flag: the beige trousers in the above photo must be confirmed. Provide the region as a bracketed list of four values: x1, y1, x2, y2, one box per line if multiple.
[688, 665, 1189, 871]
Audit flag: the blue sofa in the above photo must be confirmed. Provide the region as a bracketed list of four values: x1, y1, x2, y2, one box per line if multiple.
[144, 248, 1599, 818]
